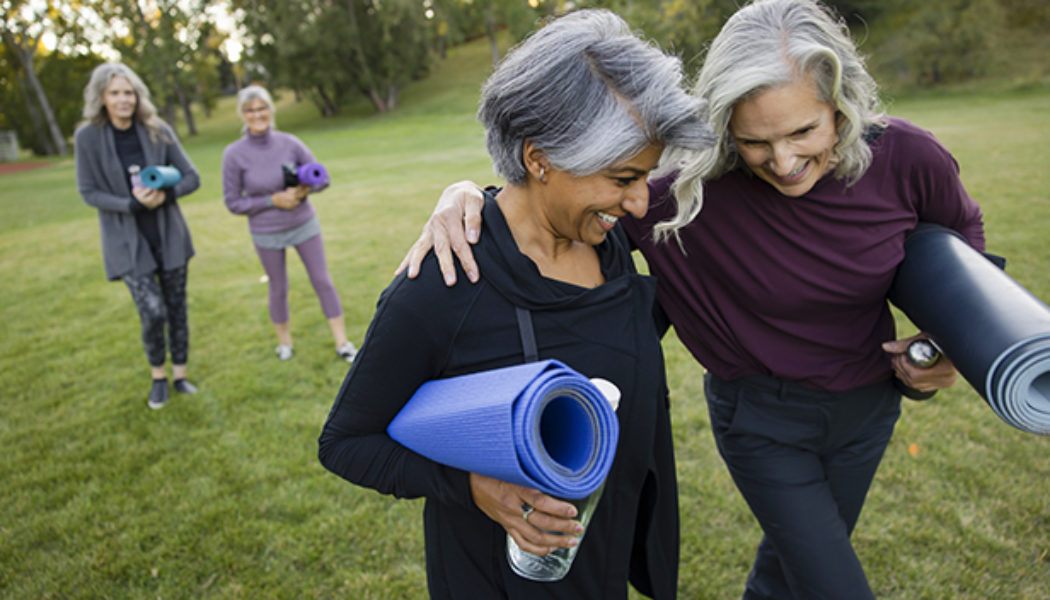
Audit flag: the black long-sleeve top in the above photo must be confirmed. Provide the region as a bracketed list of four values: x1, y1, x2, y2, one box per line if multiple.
[319, 192, 679, 599]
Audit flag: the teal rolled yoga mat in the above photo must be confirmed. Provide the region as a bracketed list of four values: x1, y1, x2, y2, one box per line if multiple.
[140, 165, 182, 189]
[889, 224, 1050, 435]
[387, 359, 620, 498]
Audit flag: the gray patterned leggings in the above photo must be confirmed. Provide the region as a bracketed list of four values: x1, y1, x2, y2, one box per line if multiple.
[122, 266, 189, 367]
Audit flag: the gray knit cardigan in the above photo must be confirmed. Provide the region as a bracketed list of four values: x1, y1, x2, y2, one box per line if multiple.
[74, 120, 200, 280]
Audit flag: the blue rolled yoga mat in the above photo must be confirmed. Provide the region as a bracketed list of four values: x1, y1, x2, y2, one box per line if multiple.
[140, 165, 182, 189]
[387, 359, 620, 499]
[889, 224, 1050, 435]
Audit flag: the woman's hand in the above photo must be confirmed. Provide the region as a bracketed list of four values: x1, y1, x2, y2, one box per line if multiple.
[469, 472, 583, 555]
[395, 181, 485, 286]
[882, 333, 958, 392]
[271, 186, 307, 210]
[133, 186, 166, 210]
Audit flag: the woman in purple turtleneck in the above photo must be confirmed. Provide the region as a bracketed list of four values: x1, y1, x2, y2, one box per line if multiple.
[221, 86, 357, 363]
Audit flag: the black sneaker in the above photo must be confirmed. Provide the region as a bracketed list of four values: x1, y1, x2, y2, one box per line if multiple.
[173, 378, 197, 394]
[148, 379, 169, 409]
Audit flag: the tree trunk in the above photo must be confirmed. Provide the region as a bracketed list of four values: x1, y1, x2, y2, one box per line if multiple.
[175, 80, 197, 136]
[485, 4, 500, 67]
[163, 98, 178, 130]
[2, 31, 68, 155]
[315, 86, 339, 117]
[345, 0, 386, 113]
[16, 70, 55, 155]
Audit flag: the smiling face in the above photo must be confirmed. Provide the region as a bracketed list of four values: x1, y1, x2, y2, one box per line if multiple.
[729, 74, 839, 197]
[103, 75, 138, 129]
[240, 99, 272, 135]
[542, 143, 663, 246]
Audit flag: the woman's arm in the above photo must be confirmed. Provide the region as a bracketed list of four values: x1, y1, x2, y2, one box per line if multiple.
[318, 274, 473, 504]
[883, 125, 983, 393]
[73, 127, 139, 213]
[909, 125, 986, 250]
[220, 145, 273, 216]
[396, 181, 486, 286]
[161, 123, 200, 199]
[318, 271, 580, 551]
[290, 134, 329, 194]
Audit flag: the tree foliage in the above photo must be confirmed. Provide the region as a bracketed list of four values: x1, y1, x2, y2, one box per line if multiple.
[0, 45, 101, 154]
[1, 0, 80, 155]
[2, 0, 1048, 156]
[236, 0, 434, 115]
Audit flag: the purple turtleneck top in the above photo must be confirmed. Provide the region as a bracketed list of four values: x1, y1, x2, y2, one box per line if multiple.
[221, 127, 318, 234]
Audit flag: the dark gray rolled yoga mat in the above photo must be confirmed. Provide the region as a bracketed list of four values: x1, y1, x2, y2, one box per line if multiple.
[889, 224, 1050, 435]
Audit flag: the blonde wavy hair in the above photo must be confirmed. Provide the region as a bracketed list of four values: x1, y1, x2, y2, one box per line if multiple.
[80, 62, 170, 142]
[656, 0, 886, 243]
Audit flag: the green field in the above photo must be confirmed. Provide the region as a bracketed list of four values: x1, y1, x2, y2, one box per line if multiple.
[1, 37, 1048, 599]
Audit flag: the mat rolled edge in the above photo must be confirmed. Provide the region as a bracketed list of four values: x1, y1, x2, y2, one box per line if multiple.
[388, 360, 620, 495]
[889, 223, 1050, 435]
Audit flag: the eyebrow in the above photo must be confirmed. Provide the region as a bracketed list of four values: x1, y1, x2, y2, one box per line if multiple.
[735, 119, 821, 142]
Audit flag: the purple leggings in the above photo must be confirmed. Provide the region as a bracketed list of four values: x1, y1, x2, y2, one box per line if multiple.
[254, 233, 343, 324]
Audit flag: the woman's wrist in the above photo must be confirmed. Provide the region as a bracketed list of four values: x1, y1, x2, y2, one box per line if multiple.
[265, 194, 275, 207]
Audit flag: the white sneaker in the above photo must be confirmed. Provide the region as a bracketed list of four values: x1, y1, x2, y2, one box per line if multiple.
[336, 341, 358, 363]
[275, 344, 293, 361]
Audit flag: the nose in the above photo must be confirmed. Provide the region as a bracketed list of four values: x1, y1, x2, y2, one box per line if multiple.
[622, 178, 649, 219]
[768, 142, 796, 177]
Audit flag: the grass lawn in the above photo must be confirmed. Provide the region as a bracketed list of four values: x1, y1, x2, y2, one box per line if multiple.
[1, 36, 1048, 599]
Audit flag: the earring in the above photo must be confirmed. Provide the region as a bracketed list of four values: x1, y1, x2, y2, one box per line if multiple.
[538, 166, 546, 183]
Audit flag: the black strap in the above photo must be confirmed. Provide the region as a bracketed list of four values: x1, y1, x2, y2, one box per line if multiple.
[515, 307, 538, 363]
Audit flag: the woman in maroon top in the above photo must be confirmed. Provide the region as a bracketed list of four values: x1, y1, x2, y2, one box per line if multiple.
[399, 1, 985, 597]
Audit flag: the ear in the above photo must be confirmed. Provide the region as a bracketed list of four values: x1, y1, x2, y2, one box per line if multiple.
[521, 139, 549, 180]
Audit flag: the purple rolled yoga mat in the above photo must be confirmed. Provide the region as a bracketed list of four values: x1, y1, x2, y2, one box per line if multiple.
[295, 162, 329, 187]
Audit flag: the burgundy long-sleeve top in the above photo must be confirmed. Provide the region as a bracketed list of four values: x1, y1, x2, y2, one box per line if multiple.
[623, 117, 985, 392]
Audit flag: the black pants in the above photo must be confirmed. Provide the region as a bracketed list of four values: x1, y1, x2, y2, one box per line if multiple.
[122, 266, 189, 367]
[704, 373, 901, 600]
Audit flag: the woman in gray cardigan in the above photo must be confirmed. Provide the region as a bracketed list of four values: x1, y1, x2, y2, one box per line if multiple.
[74, 62, 201, 410]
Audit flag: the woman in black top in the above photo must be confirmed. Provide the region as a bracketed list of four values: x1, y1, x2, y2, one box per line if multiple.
[318, 10, 713, 599]
[74, 63, 201, 409]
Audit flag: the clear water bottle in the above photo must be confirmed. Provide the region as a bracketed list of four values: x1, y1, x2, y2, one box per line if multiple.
[506, 481, 606, 581]
[506, 377, 620, 581]
[128, 164, 142, 189]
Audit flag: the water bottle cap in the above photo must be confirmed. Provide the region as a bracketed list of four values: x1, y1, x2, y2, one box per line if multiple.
[588, 378, 620, 412]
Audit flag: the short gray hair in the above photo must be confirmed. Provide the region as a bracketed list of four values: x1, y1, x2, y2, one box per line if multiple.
[478, 9, 713, 188]
[663, 0, 886, 236]
[80, 62, 169, 142]
[237, 85, 276, 129]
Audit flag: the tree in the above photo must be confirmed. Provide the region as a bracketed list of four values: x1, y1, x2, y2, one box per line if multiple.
[865, 0, 1006, 86]
[587, 0, 735, 70]
[236, 0, 434, 115]
[92, 0, 223, 135]
[1, 0, 71, 155]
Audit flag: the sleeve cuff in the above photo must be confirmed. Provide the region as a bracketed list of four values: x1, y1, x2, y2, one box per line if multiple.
[893, 378, 938, 401]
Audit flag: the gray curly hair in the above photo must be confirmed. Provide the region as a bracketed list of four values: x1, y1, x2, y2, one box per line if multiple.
[478, 9, 714, 197]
